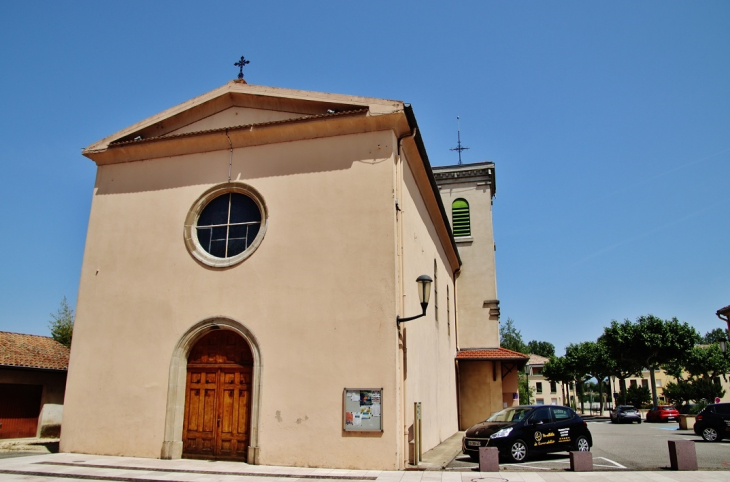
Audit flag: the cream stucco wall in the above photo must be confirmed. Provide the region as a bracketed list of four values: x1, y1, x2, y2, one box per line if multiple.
[64, 131, 403, 468]
[397, 153, 458, 463]
[457, 361, 503, 429]
[63, 115, 459, 470]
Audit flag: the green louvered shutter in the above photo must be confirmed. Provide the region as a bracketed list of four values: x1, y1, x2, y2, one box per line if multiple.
[452, 199, 471, 237]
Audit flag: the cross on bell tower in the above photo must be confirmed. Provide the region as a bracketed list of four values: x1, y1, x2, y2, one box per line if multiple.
[450, 116, 469, 165]
[234, 56, 250, 80]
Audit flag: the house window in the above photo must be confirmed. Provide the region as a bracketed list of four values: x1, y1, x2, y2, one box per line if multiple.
[641, 379, 649, 389]
[446, 285, 451, 335]
[536, 382, 543, 393]
[451, 199, 470, 237]
[551, 398, 558, 405]
[656, 379, 662, 388]
[184, 183, 267, 268]
[536, 398, 544, 405]
[550, 381, 557, 393]
[630, 379, 637, 388]
[434, 259, 438, 322]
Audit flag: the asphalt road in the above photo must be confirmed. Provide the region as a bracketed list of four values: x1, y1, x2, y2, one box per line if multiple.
[447, 419, 730, 471]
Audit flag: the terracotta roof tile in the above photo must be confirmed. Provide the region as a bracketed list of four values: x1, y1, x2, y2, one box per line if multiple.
[527, 353, 551, 365]
[456, 348, 530, 360]
[0, 332, 70, 370]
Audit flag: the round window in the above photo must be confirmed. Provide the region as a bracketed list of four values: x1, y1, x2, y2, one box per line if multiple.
[184, 183, 267, 268]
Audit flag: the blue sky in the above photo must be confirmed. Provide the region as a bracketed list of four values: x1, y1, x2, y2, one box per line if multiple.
[1, 1, 728, 353]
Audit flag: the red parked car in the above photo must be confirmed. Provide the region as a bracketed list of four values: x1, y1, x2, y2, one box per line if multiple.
[646, 405, 679, 422]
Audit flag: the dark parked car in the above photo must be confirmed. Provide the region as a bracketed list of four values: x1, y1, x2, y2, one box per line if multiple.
[610, 405, 642, 424]
[694, 403, 730, 442]
[646, 405, 679, 423]
[462, 405, 592, 463]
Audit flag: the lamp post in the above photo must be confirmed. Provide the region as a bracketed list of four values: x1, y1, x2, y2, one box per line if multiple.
[397, 275, 433, 325]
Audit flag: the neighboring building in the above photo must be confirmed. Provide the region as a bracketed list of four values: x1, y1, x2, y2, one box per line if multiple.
[61, 79, 522, 470]
[0, 332, 69, 439]
[525, 354, 566, 406]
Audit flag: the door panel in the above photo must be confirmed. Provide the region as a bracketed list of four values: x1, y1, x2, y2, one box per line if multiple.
[217, 369, 251, 459]
[182, 330, 252, 461]
[0, 384, 42, 439]
[183, 369, 218, 457]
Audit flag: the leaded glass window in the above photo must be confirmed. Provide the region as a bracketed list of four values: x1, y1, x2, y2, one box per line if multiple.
[196, 193, 262, 259]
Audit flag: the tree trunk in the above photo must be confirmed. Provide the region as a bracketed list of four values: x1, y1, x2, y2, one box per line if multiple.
[577, 379, 585, 413]
[619, 378, 627, 405]
[649, 367, 658, 408]
[597, 378, 604, 413]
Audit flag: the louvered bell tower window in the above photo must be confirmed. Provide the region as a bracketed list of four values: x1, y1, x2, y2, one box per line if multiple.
[452, 199, 471, 237]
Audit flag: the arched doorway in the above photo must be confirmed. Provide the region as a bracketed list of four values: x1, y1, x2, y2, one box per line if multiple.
[182, 329, 253, 461]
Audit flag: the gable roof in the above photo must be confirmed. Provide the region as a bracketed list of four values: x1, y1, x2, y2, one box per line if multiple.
[0, 331, 70, 370]
[527, 353, 550, 365]
[83, 80, 407, 162]
[456, 348, 530, 361]
[81, 80, 462, 271]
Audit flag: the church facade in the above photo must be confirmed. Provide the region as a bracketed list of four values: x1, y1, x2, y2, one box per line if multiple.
[61, 80, 524, 469]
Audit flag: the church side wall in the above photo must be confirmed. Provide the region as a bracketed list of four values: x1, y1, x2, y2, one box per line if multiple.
[398, 155, 459, 460]
[62, 131, 401, 469]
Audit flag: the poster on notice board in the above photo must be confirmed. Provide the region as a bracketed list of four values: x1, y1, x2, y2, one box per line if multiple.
[343, 388, 382, 432]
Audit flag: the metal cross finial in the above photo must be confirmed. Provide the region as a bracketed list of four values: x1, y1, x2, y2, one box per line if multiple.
[234, 56, 250, 79]
[450, 116, 469, 165]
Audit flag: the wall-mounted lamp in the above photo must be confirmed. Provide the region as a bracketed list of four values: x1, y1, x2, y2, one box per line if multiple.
[397, 275, 433, 325]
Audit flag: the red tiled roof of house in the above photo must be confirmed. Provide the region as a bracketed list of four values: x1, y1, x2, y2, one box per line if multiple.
[456, 348, 530, 360]
[0, 331, 70, 370]
[527, 353, 551, 365]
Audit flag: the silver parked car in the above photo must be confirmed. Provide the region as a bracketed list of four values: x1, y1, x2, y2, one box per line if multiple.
[610, 405, 642, 424]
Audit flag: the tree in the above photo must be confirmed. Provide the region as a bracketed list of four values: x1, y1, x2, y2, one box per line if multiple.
[703, 328, 728, 345]
[542, 356, 575, 408]
[600, 320, 644, 406]
[563, 343, 593, 413]
[500, 318, 527, 354]
[577, 340, 613, 413]
[518, 372, 534, 405]
[527, 340, 555, 358]
[626, 385, 651, 408]
[49, 297, 74, 348]
[663, 379, 693, 411]
[631, 315, 699, 407]
[664, 344, 729, 409]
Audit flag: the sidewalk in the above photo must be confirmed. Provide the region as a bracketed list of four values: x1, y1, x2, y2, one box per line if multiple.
[0, 451, 727, 482]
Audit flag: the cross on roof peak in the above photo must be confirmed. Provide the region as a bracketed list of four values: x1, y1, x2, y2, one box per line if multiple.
[234, 56, 250, 80]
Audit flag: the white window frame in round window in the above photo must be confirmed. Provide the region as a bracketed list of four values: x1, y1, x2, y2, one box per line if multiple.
[184, 182, 268, 268]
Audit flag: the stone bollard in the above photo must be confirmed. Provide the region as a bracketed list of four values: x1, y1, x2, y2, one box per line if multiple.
[668, 440, 698, 471]
[569, 451, 593, 472]
[478, 447, 499, 472]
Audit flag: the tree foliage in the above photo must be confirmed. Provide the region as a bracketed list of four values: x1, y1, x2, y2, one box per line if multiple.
[626, 385, 651, 408]
[664, 344, 729, 410]
[500, 318, 527, 354]
[518, 372, 533, 405]
[49, 296, 74, 348]
[703, 328, 728, 345]
[527, 340, 555, 358]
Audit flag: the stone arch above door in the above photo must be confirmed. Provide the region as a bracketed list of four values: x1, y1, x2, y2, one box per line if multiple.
[161, 318, 262, 464]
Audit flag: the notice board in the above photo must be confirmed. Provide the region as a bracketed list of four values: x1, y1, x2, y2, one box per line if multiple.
[343, 388, 383, 432]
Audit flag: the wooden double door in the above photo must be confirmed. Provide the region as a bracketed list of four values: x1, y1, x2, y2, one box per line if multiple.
[182, 330, 253, 461]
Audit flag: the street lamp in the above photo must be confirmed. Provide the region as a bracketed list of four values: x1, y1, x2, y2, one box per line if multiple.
[397, 275, 433, 325]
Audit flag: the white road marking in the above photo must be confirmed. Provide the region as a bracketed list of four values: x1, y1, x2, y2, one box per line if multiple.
[596, 457, 626, 469]
[499, 456, 626, 470]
